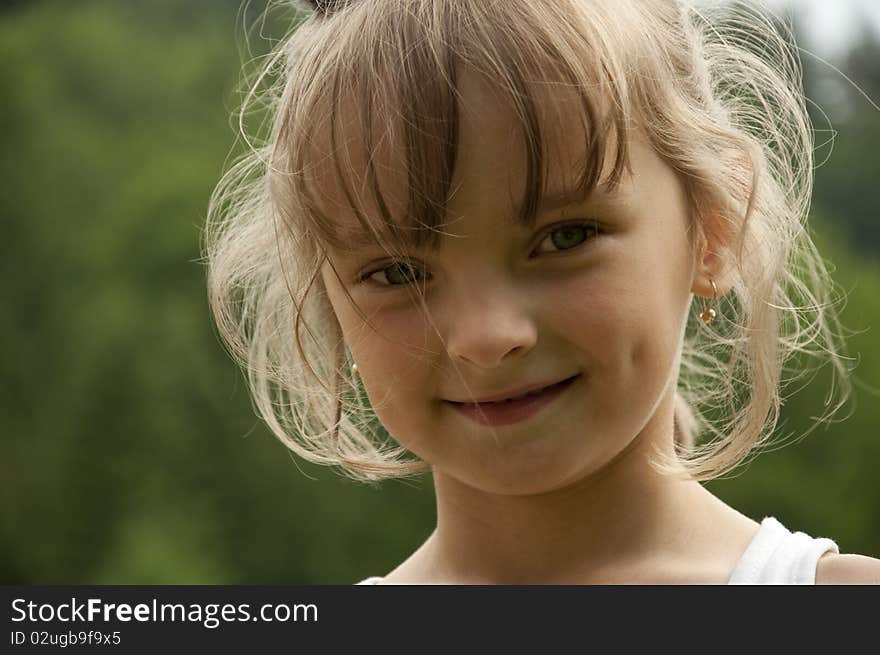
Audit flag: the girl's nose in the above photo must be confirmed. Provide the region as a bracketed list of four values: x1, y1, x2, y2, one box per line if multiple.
[442, 283, 538, 369]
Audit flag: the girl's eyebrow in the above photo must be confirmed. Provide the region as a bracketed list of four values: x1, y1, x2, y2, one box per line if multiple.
[536, 187, 594, 213]
[332, 184, 617, 251]
[518, 180, 620, 218]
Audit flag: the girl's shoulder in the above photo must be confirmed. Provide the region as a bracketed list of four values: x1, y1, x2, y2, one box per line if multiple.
[815, 554, 880, 585]
[726, 516, 880, 584]
[355, 576, 384, 585]
[353, 556, 880, 585]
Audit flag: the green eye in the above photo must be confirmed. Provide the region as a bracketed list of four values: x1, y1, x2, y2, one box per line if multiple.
[363, 262, 429, 286]
[535, 221, 599, 254]
[360, 221, 599, 287]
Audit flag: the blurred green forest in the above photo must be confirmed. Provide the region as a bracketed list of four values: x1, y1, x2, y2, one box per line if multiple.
[1, 0, 878, 584]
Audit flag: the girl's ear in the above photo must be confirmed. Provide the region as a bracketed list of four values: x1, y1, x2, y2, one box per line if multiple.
[692, 204, 734, 298]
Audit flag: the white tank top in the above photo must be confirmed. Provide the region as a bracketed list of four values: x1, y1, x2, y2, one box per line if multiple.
[726, 516, 839, 584]
[356, 516, 839, 585]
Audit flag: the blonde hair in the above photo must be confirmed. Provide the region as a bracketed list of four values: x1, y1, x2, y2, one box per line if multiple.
[205, 0, 852, 483]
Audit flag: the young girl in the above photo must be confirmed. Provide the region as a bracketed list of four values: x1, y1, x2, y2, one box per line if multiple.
[205, 0, 880, 584]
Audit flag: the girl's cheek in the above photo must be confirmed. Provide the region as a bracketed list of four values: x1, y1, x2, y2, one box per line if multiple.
[348, 306, 435, 388]
[545, 271, 629, 355]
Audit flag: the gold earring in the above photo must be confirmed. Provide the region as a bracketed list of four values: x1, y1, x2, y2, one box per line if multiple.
[351, 363, 360, 378]
[700, 279, 718, 324]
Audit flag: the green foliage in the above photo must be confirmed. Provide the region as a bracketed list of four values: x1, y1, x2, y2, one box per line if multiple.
[706, 220, 880, 554]
[1, 0, 877, 583]
[0, 0, 435, 584]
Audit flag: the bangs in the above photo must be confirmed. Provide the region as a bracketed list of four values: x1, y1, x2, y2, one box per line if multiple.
[279, 0, 632, 256]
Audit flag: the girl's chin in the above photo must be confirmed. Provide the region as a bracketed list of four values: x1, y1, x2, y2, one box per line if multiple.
[432, 442, 600, 496]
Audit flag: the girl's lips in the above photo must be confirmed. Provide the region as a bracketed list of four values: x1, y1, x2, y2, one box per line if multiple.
[445, 374, 581, 427]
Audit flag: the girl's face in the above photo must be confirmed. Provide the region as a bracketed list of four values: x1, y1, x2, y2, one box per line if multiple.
[318, 72, 700, 495]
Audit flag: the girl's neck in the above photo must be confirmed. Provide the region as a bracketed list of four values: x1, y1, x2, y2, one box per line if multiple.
[383, 420, 759, 584]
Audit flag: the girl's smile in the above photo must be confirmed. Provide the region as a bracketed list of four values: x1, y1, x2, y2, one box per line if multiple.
[443, 373, 582, 427]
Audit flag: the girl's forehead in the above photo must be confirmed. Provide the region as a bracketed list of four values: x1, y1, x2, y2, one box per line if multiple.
[453, 68, 608, 203]
[302, 66, 619, 248]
